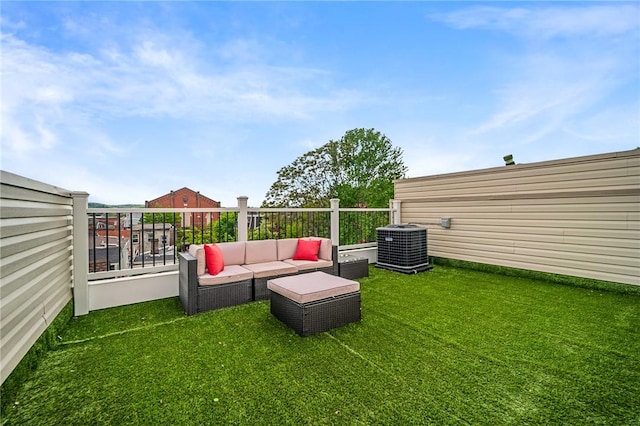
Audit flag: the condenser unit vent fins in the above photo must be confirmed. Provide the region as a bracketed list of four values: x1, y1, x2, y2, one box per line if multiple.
[376, 225, 432, 274]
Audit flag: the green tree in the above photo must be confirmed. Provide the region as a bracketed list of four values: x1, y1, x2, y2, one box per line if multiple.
[177, 212, 238, 245]
[262, 128, 407, 208]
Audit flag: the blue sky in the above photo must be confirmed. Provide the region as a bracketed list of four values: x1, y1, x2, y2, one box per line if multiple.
[2, 2, 638, 206]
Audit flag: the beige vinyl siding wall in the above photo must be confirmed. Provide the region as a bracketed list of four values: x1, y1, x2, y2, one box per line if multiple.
[0, 171, 74, 384]
[394, 149, 640, 286]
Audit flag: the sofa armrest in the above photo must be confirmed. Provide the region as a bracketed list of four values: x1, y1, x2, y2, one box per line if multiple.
[179, 252, 199, 315]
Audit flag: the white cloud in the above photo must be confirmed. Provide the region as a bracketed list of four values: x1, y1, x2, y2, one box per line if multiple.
[432, 5, 640, 39]
[470, 47, 635, 146]
[1, 28, 363, 122]
[428, 4, 639, 151]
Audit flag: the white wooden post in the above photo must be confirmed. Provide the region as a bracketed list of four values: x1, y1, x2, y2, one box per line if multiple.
[390, 199, 402, 225]
[330, 198, 340, 246]
[237, 196, 248, 242]
[71, 191, 90, 316]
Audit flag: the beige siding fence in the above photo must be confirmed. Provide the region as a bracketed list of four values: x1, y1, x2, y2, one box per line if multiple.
[395, 149, 640, 286]
[0, 171, 75, 384]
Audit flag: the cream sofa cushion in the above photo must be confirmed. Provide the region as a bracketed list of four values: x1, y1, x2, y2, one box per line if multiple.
[188, 244, 206, 276]
[217, 241, 246, 266]
[243, 261, 297, 278]
[276, 238, 299, 261]
[283, 259, 333, 271]
[245, 240, 277, 264]
[198, 265, 253, 286]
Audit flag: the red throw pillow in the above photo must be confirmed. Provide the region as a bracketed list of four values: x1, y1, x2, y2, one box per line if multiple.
[293, 238, 321, 261]
[204, 244, 224, 275]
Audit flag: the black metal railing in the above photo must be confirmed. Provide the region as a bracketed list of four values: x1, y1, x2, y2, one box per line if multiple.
[179, 211, 239, 247]
[339, 209, 390, 246]
[247, 210, 331, 241]
[88, 206, 391, 275]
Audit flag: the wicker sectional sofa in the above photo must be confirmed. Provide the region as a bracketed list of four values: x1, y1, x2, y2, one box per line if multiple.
[179, 238, 337, 315]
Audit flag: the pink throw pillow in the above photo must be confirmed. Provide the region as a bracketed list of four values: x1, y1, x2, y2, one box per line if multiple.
[204, 244, 224, 275]
[293, 239, 321, 261]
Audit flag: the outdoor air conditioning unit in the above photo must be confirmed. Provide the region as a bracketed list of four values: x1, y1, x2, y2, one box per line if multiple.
[376, 224, 432, 274]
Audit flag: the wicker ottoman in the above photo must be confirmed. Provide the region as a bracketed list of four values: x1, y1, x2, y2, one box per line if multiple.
[267, 271, 361, 337]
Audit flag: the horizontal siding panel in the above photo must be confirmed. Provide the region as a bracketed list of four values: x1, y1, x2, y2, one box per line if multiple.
[561, 227, 639, 240]
[428, 240, 638, 269]
[0, 216, 72, 238]
[0, 171, 72, 198]
[0, 307, 49, 384]
[425, 228, 565, 244]
[510, 203, 639, 213]
[403, 201, 639, 214]
[439, 224, 638, 241]
[396, 151, 639, 196]
[510, 196, 639, 208]
[0, 237, 72, 278]
[1, 271, 69, 339]
[561, 235, 640, 250]
[437, 218, 632, 230]
[1, 261, 71, 324]
[401, 194, 639, 209]
[430, 246, 639, 281]
[0, 249, 71, 300]
[405, 220, 638, 241]
[0, 226, 72, 258]
[427, 232, 637, 258]
[406, 211, 631, 221]
[43, 287, 72, 325]
[405, 217, 632, 230]
[1, 171, 74, 384]
[511, 245, 637, 268]
[0, 183, 73, 206]
[403, 204, 512, 214]
[433, 251, 639, 286]
[397, 149, 640, 285]
[0, 199, 73, 219]
[395, 169, 638, 198]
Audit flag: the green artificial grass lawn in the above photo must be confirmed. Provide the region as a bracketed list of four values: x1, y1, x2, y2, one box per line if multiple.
[3, 266, 639, 425]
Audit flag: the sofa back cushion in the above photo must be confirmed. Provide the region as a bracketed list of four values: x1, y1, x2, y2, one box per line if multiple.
[317, 238, 332, 261]
[188, 244, 206, 276]
[276, 239, 299, 261]
[245, 240, 277, 264]
[277, 238, 332, 261]
[217, 241, 246, 266]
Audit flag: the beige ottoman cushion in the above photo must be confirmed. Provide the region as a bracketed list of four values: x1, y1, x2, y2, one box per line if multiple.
[267, 271, 359, 304]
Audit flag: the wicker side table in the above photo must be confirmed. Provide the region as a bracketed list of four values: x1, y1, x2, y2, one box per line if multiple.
[338, 254, 369, 280]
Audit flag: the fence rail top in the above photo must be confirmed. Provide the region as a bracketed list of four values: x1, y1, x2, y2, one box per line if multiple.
[248, 208, 332, 213]
[339, 208, 393, 212]
[88, 206, 393, 214]
[88, 207, 240, 214]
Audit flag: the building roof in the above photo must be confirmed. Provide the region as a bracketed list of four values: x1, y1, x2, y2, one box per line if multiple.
[146, 187, 219, 207]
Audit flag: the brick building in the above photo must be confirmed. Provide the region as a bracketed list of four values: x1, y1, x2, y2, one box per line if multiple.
[145, 187, 220, 227]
